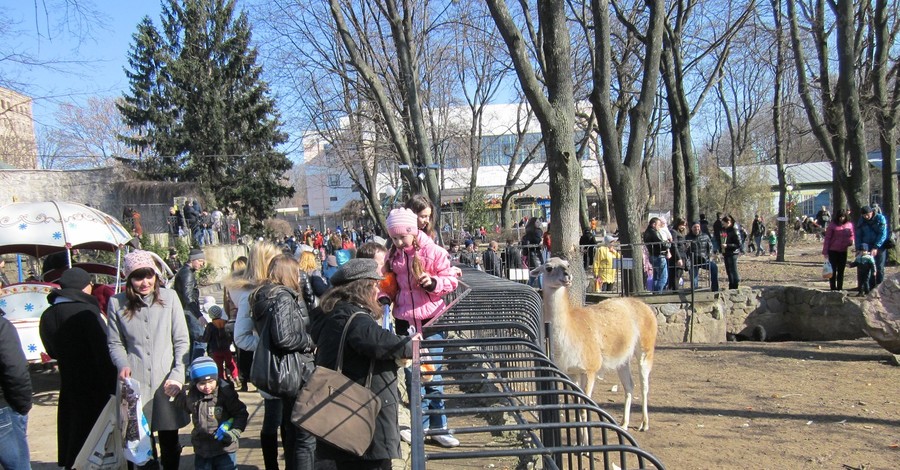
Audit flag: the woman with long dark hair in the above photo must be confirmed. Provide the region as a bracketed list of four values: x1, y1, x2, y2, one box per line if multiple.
[405, 193, 436, 240]
[107, 250, 190, 470]
[823, 210, 855, 291]
[719, 215, 742, 289]
[310, 258, 416, 469]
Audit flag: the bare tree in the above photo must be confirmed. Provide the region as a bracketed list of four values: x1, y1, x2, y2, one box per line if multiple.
[871, 0, 900, 245]
[35, 97, 137, 169]
[591, 0, 666, 292]
[486, 0, 585, 300]
[787, 0, 870, 214]
[656, 0, 754, 222]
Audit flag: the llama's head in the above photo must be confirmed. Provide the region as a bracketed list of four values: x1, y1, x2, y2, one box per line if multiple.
[531, 257, 572, 289]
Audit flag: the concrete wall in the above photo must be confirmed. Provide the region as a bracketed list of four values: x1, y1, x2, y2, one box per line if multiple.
[634, 286, 867, 344]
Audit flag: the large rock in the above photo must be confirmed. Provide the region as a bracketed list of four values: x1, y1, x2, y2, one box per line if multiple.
[861, 274, 900, 354]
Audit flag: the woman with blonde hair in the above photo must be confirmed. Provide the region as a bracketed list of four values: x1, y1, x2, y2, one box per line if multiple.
[250, 254, 316, 470]
[227, 241, 284, 470]
[298, 250, 325, 311]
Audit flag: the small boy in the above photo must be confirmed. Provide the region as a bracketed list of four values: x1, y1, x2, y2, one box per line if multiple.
[848, 243, 876, 296]
[767, 230, 777, 256]
[201, 305, 240, 388]
[174, 357, 248, 470]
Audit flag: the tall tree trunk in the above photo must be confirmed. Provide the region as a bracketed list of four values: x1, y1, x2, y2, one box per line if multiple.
[487, 0, 584, 303]
[591, 0, 666, 293]
[771, 0, 787, 262]
[873, 0, 899, 245]
[670, 134, 686, 218]
[834, 0, 869, 214]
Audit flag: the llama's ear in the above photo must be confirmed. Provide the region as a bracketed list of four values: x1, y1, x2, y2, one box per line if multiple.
[529, 264, 543, 277]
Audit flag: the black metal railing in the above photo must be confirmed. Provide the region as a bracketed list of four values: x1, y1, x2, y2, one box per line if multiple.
[407, 268, 665, 469]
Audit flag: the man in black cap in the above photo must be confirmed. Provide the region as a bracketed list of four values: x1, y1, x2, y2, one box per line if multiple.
[39, 268, 117, 469]
[174, 248, 207, 360]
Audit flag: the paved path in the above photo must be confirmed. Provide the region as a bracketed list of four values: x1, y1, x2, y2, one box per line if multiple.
[28, 369, 413, 469]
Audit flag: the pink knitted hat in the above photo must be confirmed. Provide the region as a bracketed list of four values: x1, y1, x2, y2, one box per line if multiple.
[386, 208, 419, 237]
[123, 250, 161, 279]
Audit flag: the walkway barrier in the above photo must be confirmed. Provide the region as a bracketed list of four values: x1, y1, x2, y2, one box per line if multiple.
[408, 267, 665, 469]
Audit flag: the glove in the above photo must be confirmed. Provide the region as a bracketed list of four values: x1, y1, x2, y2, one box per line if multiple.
[220, 428, 241, 445]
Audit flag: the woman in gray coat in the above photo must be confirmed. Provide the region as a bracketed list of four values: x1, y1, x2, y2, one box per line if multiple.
[108, 250, 190, 469]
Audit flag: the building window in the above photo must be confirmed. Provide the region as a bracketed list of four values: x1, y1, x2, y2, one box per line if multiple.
[327, 174, 341, 187]
[329, 196, 338, 202]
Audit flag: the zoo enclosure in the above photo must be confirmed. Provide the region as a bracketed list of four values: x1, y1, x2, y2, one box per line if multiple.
[407, 268, 665, 469]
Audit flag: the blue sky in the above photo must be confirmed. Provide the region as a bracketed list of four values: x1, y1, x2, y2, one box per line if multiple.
[2, 1, 162, 131]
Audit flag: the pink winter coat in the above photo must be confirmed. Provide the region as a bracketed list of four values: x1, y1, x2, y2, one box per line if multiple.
[390, 231, 459, 328]
[823, 221, 855, 255]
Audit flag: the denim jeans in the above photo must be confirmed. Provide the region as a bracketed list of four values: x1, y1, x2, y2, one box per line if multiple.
[195, 452, 236, 470]
[281, 396, 316, 470]
[723, 254, 740, 289]
[873, 248, 887, 286]
[406, 330, 449, 431]
[691, 261, 719, 292]
[754, 235, 764, 255]
[0, 406, 31, 470]
[651, 256, 668, 292]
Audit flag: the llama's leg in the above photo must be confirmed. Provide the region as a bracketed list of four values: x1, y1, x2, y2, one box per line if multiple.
[580, 373, 596, 444]
[638, 350, 653, 431]
[617, 364, 635, 430]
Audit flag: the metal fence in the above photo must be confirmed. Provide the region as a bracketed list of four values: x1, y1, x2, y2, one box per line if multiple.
[408, 268, 665, 469]
[464, 240, 721, 296]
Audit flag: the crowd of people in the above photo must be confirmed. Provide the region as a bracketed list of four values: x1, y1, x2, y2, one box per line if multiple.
[1, 198, 896, 470]
[1, 194, 463, 470]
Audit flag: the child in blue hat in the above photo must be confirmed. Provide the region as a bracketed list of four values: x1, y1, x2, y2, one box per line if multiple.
[173, 356, 248, 469]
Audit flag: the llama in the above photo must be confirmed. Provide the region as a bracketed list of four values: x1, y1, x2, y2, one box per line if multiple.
[532, 257, 657, 431]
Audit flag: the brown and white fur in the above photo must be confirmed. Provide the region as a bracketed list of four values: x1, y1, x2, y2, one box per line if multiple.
[532, 257, 657, 431]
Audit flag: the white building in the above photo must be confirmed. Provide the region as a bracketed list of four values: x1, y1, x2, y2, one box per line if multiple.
[301, 103, 603, 226]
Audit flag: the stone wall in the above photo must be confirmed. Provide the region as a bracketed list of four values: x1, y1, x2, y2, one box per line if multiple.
[0, 166, 204, 231]
[639, 286, 867, 344]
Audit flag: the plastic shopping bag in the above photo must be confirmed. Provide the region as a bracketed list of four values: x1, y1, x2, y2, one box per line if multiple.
[822, 260, 834, 280]
[120, 378, 154, 465]
[73, 396, 127, 470]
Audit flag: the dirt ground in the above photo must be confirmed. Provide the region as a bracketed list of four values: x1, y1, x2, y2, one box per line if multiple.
[597, 237, 900, 470]
[22, 238, 900, 469]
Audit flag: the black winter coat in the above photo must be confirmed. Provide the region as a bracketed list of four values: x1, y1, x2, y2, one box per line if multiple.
[0, 316, 32, 415]
[39, 288, 117, 467]
[309, 302, 413, 463]
[174, 265, 203, 340]
[482, 249, 502, 277]
[521, 230, 543, 268]
[249, 284, 315, 397]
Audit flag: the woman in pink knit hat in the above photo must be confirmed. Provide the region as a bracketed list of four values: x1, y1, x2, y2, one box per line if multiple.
[385, 207, 460, 447]
[107, 250, 190, 469]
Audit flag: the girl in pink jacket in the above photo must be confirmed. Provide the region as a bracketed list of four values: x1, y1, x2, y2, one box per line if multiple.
[386, 207, 460, 447]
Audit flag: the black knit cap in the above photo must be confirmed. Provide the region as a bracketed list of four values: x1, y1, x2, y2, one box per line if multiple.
[58, 267, 91, 290]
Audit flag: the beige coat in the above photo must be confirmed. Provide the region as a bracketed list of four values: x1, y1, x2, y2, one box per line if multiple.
[107, 288, 190, 431]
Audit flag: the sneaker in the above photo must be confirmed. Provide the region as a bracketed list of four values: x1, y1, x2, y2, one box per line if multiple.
[399, 428, 412, 443]
[430, 433, 460, 448]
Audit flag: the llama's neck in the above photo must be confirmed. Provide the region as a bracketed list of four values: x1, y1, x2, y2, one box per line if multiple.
[543, 286, 573, 338]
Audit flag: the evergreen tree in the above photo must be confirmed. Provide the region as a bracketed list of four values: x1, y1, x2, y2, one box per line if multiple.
[118, 0, 293, 230]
